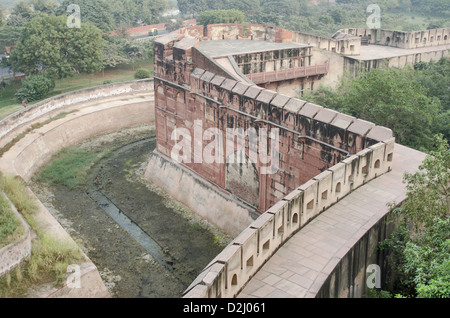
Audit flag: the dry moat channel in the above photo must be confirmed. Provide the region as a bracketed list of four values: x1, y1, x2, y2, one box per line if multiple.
[30, 126, 232, 298]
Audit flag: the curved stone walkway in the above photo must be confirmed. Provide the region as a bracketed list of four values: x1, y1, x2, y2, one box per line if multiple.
[238, 143, 426, 298]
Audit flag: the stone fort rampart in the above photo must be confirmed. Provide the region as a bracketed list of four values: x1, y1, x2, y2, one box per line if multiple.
[150, 27, 397, 297]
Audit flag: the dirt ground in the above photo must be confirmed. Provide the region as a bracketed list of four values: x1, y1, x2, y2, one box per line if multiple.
[29, 125, 231, 298]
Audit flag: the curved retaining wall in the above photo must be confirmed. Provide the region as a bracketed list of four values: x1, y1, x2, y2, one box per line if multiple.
[0, 192, 32, 277]
[183, 137, 395, 298]
[0, 79, 154, 297]
[0, 79, 153, 141]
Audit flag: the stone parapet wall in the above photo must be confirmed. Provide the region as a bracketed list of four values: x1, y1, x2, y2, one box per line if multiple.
[183, 137, 395, 298]
[154, 27, 397, 298]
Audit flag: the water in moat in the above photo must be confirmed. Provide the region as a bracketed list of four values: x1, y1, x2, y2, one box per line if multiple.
[30, 126, 231, 298]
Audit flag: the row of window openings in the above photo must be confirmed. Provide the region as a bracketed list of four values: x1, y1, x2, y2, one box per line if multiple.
[412, 34, 447, 44]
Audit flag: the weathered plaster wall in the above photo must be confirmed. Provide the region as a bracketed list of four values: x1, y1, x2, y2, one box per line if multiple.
[309, 48, 346, 89]
[153, 34, 392, 214]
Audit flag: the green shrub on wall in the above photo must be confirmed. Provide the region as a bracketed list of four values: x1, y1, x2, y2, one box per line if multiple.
[15, 74, 55, 103]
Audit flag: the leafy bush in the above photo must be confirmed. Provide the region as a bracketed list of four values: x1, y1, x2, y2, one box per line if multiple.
[15, 74, 55, 103]
[134, 68, 151, 79]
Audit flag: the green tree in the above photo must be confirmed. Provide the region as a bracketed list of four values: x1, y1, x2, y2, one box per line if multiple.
[306, 66, 443, 151]
[7, 1, 33, 26]
[110, 0, 168, 26]
[134, 68, 151, 79]
[177, 0, 208, 17]
[12, 1, 33, 20]
[380, 135, 449, 298]
[102, 37, 130, 69]
[57, 0, 115, 32]
[414, 59, 450, 141]
[0, 26, 23, 56]
[11, 15, 104, 78]
[414, 59, 450, 112]
[15, 73, 55, 102]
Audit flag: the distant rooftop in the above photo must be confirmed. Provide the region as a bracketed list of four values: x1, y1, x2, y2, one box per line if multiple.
[349, 44, 450, 61]
[198, 39, 310, 58]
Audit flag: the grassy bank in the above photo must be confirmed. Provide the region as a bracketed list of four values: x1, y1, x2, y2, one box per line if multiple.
[0, 174, 84, 297]
[0, 192, 25, 249]
[0, 59, 153, 120]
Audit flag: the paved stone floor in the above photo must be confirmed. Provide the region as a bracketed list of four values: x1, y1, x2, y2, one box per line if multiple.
[237, 143, 426, 298]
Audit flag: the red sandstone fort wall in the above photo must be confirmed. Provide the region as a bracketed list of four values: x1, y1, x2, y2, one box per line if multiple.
[153, 30, 393, 212]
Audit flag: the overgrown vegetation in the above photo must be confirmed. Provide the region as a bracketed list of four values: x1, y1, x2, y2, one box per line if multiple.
[14, 73, 55, 103]
[305, 58, 449, 153]
[0, 174, 84, 297]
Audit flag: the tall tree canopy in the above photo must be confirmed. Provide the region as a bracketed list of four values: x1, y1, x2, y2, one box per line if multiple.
[380, 134, 449, 298]
[57, 0, 115, 32]
[10, 14, 104, 78]
[305, 65, 445, 152]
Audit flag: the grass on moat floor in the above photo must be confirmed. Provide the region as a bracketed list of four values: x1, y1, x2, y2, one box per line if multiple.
[36, 147, 102, 190]
[0, 191, 25, 250]
[0, 174, 84, 298]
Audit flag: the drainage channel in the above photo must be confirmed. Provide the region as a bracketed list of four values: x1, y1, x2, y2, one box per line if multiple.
[86, 188, 176, 274]
[86, 137, 178, 276]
